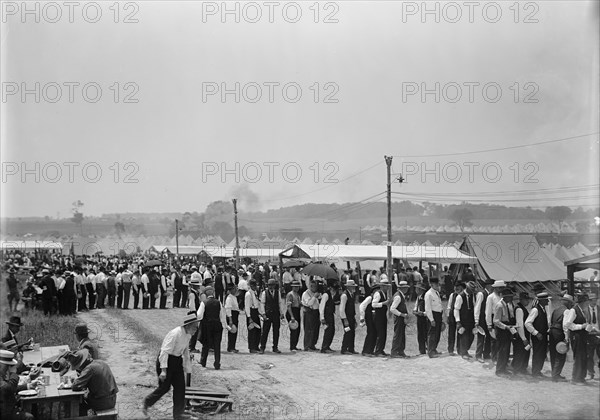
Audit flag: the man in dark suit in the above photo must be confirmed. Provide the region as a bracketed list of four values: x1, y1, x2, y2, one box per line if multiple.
[2, 317, 25, 349]
[390, 281, 410, 358]
[40, 270, 57, 316]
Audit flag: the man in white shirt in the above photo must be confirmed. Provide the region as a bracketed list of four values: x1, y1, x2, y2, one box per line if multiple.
[302, 280, 321, 352]
[586, 293, 600, 380]
[86, 269, 96, 309]
[549, 293, 574, 382]
[454, 281, 476, 359]
[390, 281, 410, 358]
[474, 279, 493, 361]
[121, 267, 133, 310]
[372, 278, 392, 356]
[143, 313, 199, 419]
[485, 280, 505, 362]
[512, 292, 532, 374]
[564, 294, 591, 384]
[524, 292, 549, 377]
[339, 280, 358, 355]
[425, 278, 443, 358]
[282, 268, 294, 295]
[224, 284, 240, 353]
[140, 269, 150, 309]
[245, 279, 262, 353]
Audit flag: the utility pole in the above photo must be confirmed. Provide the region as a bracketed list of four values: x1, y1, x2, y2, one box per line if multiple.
[385, 156, 393, 283]
[175, 219, 180, 258]
[233, 198, 240, 270]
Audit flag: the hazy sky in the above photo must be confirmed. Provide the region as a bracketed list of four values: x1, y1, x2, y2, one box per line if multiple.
[2, 1, 599, 218]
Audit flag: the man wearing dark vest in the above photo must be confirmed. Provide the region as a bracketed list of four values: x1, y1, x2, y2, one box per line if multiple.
[549, 293, 574, 382]
[187, 279, 202, 353]
[413, 284, 428, 355]
[525, 292, 549, 377]
[197, 287, 227, 370]
[259, 279, 285, 354]
[245, 279, 262, 353]
[286, 280, 302, 351]
[148, 268, 160, 309]
[225, 284, 240, 353]
[301, 280, 321, 352]
[474, 279, 493, 361]
[319, 282, 339, 353]
[446, 282, 462, 356]
[512, 292, 531, 374]
[359, 284, 379, 357]
[454, 281, 476, 359]
[340, 279, 358, 354]
[494, 289, 517, 376]
[564, 294, 591, 384]
[372, 277, 391, 356]
[586, 293, 599, 380]
[390, 280, 410, 358]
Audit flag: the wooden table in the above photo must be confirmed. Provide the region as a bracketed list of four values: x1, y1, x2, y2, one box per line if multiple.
[19, 346, 85, 419]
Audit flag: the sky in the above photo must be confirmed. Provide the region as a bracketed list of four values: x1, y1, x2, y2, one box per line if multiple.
[1, 0, 599, 218]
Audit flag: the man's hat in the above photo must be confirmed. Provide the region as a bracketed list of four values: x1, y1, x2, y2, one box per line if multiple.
[415, 283, 428, 290]
[7, 267, 16, 274]
[588, 293, 597, 300]
[576, 293, 589, 304]
[249, 279, 257, 286]
[0, 349, 17, 366]
[502, 289, 514, 297]
[484, 278, 495, 285]
[379, 277, 390, 285]
[466, 281, 477, 289]
[6, 316, 23, 327]
[429, 278, 439, 284]
[561, 294, 574, 303]
[74, 323, 90, 335]
[519, 292, 531, 300]
[345, 279, 357, 288]
[291, 280, 302, 287]
[226, 283, 236, 291]
[204, 286, 214, 295]
[398, 280, 409, 288]
[182, 313, 200, 327]
[268, 278, 277, 286]
[536, 292, 549, 299]
[65, 349, 90, 370]
[189, 278, 200, 286]
[492, 280, 506, 288]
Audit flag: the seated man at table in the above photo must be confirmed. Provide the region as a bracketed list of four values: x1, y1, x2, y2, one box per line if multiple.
[74, 323, 100, 360]
[0, 349, 35, 420]
[66, 349, 118, 415]
[0, 341, 27, 375]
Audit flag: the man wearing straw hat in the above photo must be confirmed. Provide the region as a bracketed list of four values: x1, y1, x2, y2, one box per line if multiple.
[586, 292, 599, 381]
[413, 283, 429, 355]
[494, 288, 517, 376]
[390, 280, 410, 358]
[286, 280, 303, 352]
[564, 293, 592, 384]
[485, 280, 506, 362]
[549, 293, 574, 382]
[0, 349, 35, 420]
[424, 278, 443, 358]
[339, 279, 358, 355]
[143, 313, 199, 419]
[225, 283, 240, 353]
[372, 276, 392, 357]
[474, 278, 494, 361]
[245, 279, 262, 354]
[197, 287, 228, 370]
[454, 281, 476, 359]
[259, 278, 286, 354]
[525, 292, 550, 377]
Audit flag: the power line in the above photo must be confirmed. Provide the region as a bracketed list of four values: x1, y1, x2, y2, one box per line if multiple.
[392, 132, 598, 158]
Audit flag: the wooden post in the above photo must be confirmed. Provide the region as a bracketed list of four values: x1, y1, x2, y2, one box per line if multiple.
[175, 219, 180, 259]
[385, 156, 393, 283]
[232, 199, 240, 271]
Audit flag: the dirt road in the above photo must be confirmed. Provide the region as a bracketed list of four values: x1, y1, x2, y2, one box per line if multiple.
[77, 306, 599, 420]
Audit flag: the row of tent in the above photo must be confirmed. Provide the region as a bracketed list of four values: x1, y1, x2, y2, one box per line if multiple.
[359, 222, 594, 234]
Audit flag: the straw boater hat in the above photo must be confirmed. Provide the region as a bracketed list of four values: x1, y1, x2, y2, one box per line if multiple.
[589, 293, 597, 300]
[182, 313, 199, 327]
[561, 293, 574, 303]
[0, 349, 17, 366]
[492, 280, 506, 288]
[291, 280, 302, 287]
[536, 292, 549, 300]
[398, 281, 409, 288]
[345, 279, 357, 288]
[267, 278, 277, 286]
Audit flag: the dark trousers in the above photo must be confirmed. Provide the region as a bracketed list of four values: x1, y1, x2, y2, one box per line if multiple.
[142, 290, 149, 309]
[391, 316, 406, 356]
[476, 324, 492, 359]
[42, 297, 53, 315]
[490, 335, 498, 362]
[227, 311, 239, 351]
[215, 286, 224, 304]
[149, 290, 157, 309]
[549, 329, 566, 378]
[247, 308, 261, 351]
[116, 285, 123, 308]
[459, 327, 474, 356]
[303, 309, 320, 350]
[64, 293, 76, 315]
[78, 285, 87, 311]
[189, 325, 200, 351]
[374, 313, 387, 355]
[86, 284, 95, 309]
[447, 319, 457, 353]
[587, 335, 600, 376]
[96, 284, 106, 308]
[122, 283, 131, 309]
[287, 307, 301, 350]
[361, 313, 376, 355]
[321, 315, 335, 351]
[496, 328, 512, 373]
[107, 289, 116, 307]
[200, 327, 223, 368]
[531, 334, 548, 375]
[260, 315, 281, 350]
[159, 292, 167, 309]
[341, 317, 356, 353]
[173, 288, 182, 308]
[512, 338, 530, 373]
[416, 315, 428, 354]
[571, 331, 588, 382]
[144, 355, 185, 419]
[179, 286, 188, 307]
[427, 312, 442, 356]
